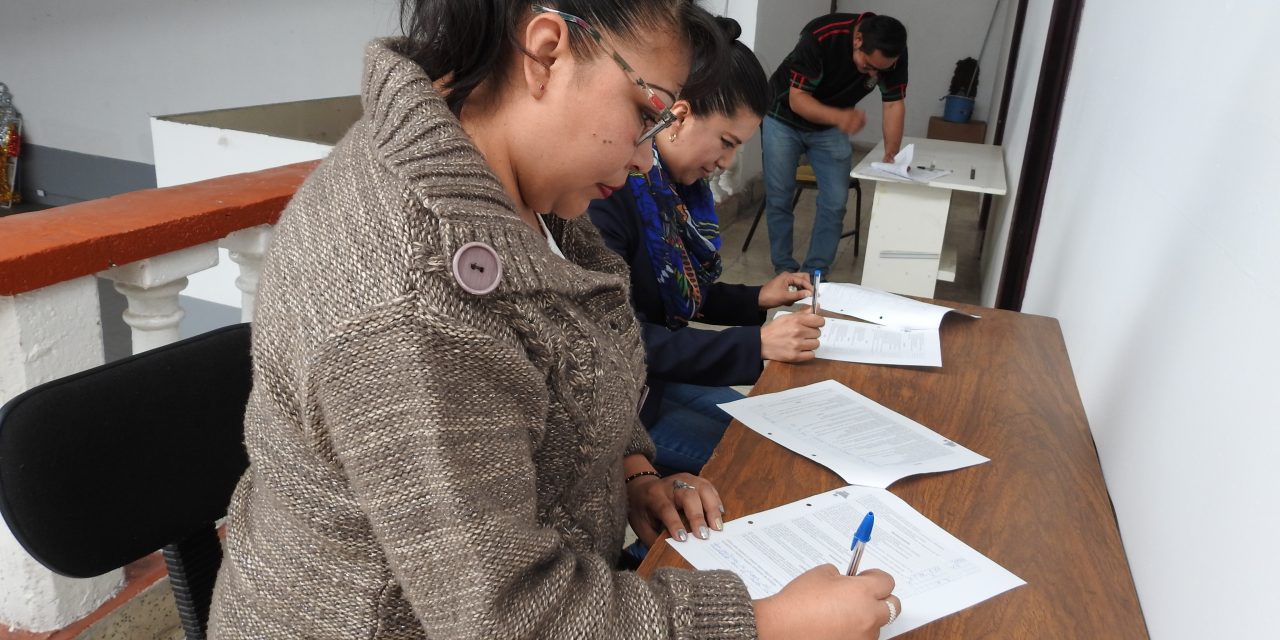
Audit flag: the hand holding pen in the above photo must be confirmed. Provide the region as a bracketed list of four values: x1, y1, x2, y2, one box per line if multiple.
[845, 511, 901, 628]
[755, 527, 901, 640]
[760, 271, 822, 363]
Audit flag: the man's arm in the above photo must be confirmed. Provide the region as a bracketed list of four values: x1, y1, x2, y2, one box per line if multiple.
[881, 99, 906, 162]
[789, 87, 866, 135]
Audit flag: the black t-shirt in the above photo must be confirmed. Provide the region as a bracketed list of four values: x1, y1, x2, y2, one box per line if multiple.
[767, 13, 909, 132]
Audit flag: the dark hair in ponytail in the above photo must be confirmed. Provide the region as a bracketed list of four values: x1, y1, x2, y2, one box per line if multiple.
[682, 17, 769, 119]
[400, 0, 726, 116]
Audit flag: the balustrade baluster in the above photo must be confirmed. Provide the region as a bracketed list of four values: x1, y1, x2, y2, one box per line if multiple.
[100, 244, 218, 354]
[222, 225, 273, 322]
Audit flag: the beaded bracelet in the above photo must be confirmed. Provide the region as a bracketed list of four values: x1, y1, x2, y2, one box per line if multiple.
[625, 470, 661, 484]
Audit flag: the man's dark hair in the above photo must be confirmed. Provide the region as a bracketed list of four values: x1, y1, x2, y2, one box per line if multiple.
[856, 15, 907, 59]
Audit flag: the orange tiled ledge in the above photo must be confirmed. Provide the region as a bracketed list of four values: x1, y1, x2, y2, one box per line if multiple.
[0, 161, 318, 296]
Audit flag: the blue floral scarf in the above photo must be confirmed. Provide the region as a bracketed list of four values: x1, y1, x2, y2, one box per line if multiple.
[630, 148, 723, 328]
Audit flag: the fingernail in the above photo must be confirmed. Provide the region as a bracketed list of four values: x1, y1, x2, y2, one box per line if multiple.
[719, 504, 726, 514]
[676, 529, 688, 542]
[713, 517, 724, 531]
[699, 526, 710, 539]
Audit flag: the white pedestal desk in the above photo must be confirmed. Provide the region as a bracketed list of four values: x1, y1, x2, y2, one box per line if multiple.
[851, 136, 1007, 297]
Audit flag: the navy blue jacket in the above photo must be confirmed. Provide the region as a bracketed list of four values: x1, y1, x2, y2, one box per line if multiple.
[588, 183, 766, 426]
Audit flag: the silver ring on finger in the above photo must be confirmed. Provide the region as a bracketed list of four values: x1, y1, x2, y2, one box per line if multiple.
[672, 479, 697, 491]
[885, 599, 899, 625]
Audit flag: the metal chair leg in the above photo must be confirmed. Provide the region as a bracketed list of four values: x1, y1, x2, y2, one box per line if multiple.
[743, 185, 807, 253]
[741, 198, 766, 252]
[840, 179, 863, 257]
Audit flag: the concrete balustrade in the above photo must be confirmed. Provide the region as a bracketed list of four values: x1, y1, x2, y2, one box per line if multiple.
[0, 161, 315, 631]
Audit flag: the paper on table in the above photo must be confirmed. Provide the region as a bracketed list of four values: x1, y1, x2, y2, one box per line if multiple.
[799, 282, 980, 329]
[718, 380, 987, 488]
[669, 486, 1026, 639]
[775, 310, 942, 367]
[867, 144, 953, 182]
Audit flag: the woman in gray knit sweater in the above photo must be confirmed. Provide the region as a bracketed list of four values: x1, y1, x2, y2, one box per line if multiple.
[209, 1, 899, 638]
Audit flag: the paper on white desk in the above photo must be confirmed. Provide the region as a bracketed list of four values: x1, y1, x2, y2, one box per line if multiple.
[718, 380, 987, 488]
[802, 282, 980, 329]
[669, 486, 1025, 638]
[868, 144, 953, 182]
[775, 310, 942, 367]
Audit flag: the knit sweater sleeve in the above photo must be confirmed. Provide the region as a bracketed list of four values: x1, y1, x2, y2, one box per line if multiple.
[314, 304, 756, 639]
[626, 416, 658, 460]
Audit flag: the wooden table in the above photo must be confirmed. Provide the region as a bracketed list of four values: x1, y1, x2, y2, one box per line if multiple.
[639, 302, 1148, 638]
[852, 138, 1007, 298]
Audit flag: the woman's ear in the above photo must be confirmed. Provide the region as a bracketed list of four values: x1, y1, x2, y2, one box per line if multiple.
[669, 100, 692, 131]
[521, 13, 573, 97]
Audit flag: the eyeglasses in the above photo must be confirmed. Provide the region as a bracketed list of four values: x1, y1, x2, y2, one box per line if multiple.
[531, 4, 677, 145]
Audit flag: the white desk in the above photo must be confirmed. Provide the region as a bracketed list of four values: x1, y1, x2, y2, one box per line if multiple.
[851, 137, 1007, 297]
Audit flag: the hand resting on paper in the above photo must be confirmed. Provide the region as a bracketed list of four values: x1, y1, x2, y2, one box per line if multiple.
[627, 472, 725, 546]
[754, 565, 901, 640]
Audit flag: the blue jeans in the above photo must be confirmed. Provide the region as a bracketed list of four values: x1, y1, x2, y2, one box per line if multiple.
[762, 116, 853, 274]
[648, 383, 742, 475]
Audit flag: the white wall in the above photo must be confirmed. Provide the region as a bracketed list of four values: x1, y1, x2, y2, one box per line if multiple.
[979, 0, 1054, 306]
[0, 0, 399, 164]
[697, 0, 766, 192]
[751, 0, 830, 76]
[1022, 2, 1280, 637]
[151, 119, 334, 309]
[699, 0, 757, 49]
[748, 0, 829, 185]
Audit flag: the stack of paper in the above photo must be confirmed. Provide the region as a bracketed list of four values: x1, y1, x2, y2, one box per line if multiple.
[793, 282, 978, 367]
[670, 486, 1026, 639]
[810, 282, 980, 328]
[868, 144, 953, 182]
[685, 382, 1017, 637]
[776, 310, 942, 367]
[717, 380, 987, 488]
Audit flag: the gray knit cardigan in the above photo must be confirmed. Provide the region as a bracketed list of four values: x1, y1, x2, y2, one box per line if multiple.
[207, 39, 756, 639]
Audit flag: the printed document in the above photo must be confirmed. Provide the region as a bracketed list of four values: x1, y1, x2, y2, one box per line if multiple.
[795, 282, 977, 366]
[670, 486, 1026, 639]
[868, 144, 952, 182]
[718, 380, 987, 488]
[804, 281, 980, 329]
[776, 310, 942, 367]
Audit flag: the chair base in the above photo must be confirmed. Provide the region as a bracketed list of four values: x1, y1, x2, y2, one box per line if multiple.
[164, 526, 223, 640]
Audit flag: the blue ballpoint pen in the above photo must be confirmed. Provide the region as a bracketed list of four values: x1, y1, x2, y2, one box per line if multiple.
[812, 269, 822, 314]
[845, 512, 875, 576]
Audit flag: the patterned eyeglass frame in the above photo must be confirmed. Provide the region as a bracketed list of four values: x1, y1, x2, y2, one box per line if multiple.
[530, 4, 677, 145]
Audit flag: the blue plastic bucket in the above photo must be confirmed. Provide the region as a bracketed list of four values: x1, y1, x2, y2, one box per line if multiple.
[942, 95, 974, 123]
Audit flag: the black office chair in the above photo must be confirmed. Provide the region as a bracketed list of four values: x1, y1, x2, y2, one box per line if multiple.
[742, 164, 863, 257]
[0, 323, 252, 640]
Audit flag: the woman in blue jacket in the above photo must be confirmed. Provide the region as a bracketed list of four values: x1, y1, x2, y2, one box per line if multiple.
[588, 17, 825, 475]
